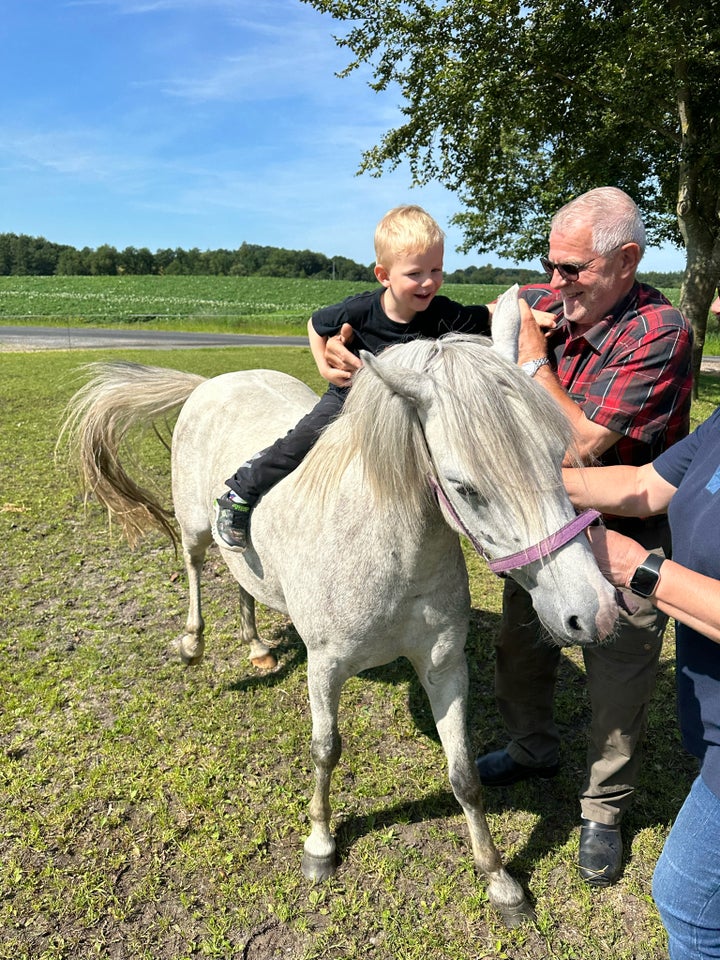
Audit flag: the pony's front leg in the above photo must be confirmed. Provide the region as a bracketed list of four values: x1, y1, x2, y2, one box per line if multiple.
[301, 660, 343, 882]
[413, 647, 534, 928]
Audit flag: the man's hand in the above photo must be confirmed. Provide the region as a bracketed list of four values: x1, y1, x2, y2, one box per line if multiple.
[324, 322, 362, 386]
[517, 299, 550, 364]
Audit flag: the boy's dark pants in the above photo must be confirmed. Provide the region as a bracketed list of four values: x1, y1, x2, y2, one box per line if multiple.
[225, 387, 347, 506]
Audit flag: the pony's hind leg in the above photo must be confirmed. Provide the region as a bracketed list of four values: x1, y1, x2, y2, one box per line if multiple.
[176, 535, 208, 665]
[176, 534, 276, 670]
[412, 647, 534, 928]
[237, 585, 277, 671]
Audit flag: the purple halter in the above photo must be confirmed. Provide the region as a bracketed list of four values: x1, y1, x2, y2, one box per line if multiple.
[428, 475, 601, 574]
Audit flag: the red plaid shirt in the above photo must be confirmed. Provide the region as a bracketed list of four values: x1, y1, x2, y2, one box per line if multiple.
[520, 282, 693, 466]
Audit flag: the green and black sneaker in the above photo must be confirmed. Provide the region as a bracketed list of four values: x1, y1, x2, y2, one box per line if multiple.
[214, 494, 252, 551]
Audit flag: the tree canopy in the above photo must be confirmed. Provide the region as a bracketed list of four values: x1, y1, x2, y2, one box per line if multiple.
[304, 0, 720, 380]
[0, 234, 374, 282]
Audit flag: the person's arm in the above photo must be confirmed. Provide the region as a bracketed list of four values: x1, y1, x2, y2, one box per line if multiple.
[563, 462, 677, 516]
[586, 524, 720, 643]
[517, 299, 622, 463]
[308, 319, 353, 387]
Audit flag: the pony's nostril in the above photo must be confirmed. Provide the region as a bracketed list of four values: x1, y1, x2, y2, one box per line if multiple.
[568, 615, 582, 632]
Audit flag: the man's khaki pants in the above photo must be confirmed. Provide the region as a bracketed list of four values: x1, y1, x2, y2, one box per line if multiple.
[494, 520, 670, 825]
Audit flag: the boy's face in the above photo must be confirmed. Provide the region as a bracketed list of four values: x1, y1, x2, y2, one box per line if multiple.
[374, 242, 444, 321]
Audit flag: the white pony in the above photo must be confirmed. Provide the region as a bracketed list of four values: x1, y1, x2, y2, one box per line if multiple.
[62, 287, 618, 927]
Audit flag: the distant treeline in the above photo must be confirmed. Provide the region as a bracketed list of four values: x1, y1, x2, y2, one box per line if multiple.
[0, 232, 684, 288]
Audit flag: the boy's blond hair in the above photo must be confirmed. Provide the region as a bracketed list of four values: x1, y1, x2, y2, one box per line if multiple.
[374, 205, 445, 268]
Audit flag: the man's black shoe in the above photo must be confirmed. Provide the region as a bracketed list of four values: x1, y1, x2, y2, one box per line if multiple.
[475, 748, 560, 787]
[214, 494, 251, 551]
[579, 818, 623, 887]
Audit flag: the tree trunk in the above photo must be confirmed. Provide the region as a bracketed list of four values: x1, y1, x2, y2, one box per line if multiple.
[674, 79, 720, 399]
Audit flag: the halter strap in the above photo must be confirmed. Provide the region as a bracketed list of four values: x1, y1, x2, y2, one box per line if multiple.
[428, 474, 601, 574]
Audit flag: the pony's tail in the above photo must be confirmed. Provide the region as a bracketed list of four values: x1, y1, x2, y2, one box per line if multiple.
[57, 361, 206, 548]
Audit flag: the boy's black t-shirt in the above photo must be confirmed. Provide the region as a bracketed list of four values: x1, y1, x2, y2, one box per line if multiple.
[311, 288, 491, 359]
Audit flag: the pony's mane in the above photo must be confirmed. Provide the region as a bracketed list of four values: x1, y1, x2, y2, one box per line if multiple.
[299, 335, 573, 538]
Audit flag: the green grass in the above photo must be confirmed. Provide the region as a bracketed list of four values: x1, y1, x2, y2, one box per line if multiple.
[2, 342, 719, 960]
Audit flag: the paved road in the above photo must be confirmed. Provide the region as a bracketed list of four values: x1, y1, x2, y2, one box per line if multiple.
[0, 324, 308, 351]
[2, 324, 719, 373]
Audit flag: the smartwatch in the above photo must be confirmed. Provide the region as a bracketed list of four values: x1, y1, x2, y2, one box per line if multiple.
[628, 553, 665, 598]
[521, 357, 550, 378]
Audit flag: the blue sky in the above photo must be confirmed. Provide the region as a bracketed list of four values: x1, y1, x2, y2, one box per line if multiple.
[2, 0, 683, 273]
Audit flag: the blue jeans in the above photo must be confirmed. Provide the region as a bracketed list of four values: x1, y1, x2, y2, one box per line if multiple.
[653, 775, 720, 958]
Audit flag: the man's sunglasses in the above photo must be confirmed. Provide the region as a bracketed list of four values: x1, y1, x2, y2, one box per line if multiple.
[540, 243, 625, 283]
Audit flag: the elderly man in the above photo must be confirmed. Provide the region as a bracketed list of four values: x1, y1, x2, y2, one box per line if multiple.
[324, 187, 693, 886]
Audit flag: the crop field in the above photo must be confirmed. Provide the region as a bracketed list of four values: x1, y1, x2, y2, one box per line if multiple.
[0, 269, 707, 379]
[0, 276, 504, 336]
[1, 274, 708, 351]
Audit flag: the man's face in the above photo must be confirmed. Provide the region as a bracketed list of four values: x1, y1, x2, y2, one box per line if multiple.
[546, 224, 633, 329]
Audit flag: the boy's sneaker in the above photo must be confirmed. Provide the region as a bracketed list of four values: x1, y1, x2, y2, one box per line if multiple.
[214, 494, 251, 551]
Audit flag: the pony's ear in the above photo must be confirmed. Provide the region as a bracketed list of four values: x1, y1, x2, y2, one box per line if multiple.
[360, 350, 434, 407]
[490, 283, 521, 364]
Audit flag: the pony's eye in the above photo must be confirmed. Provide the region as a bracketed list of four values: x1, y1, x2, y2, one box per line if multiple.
[449, 480, 484, 503]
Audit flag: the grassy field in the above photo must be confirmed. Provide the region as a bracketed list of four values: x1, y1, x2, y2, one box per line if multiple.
[1, 274, 717, 353]
[0, 275, 416, 336]
[1, 333, 719, 960]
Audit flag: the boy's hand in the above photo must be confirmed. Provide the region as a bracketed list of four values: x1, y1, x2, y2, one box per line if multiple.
[324, 323, 362, 384]
[531, 308, 559, 336]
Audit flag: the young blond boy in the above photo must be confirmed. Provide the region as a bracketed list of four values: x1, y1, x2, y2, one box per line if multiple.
[214, 205, 490, 550]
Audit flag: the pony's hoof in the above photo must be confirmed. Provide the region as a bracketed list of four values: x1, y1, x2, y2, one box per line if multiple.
[301, 850, 336, 883]
[174, 635, 205, 666]
[495, 898, 535, 929]
[251, 652, 278, 672]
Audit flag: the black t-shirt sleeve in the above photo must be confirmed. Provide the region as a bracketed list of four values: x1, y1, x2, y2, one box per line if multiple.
[311, 291, 377, 338]
[311, 302, 346, 337]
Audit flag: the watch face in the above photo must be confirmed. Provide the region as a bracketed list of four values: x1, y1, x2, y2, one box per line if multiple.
[629, 555, 664, 597]
[521, 358, 547, 377]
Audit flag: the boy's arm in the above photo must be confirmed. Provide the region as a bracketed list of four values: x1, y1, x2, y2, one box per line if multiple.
[308, 319, 354, 387]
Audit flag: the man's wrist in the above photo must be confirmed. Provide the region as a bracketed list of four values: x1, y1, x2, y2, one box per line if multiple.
[520, 357, 550, 378]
